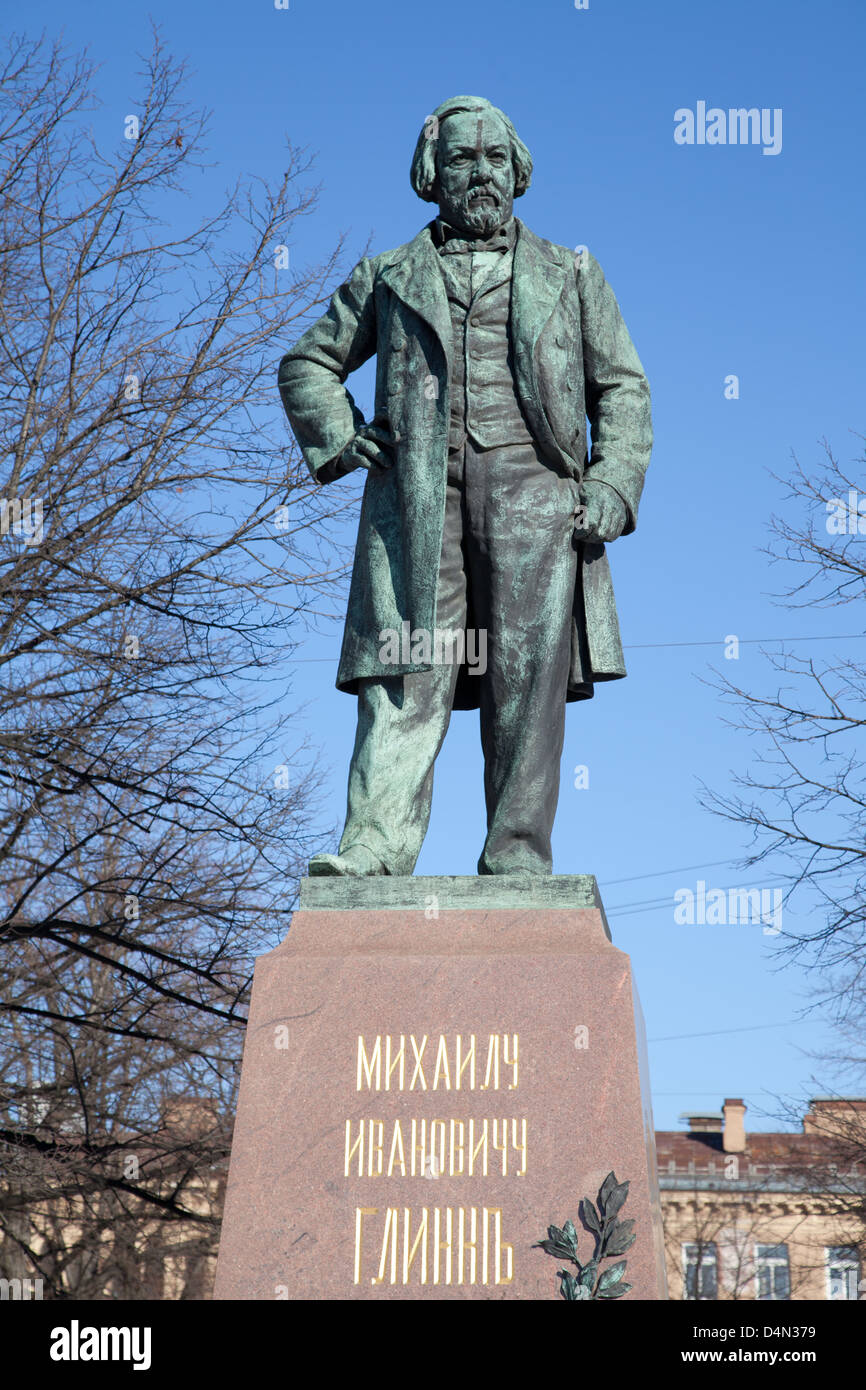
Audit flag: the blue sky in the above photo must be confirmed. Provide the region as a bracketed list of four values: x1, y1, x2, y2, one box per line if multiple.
[26, 0, 866, 1129]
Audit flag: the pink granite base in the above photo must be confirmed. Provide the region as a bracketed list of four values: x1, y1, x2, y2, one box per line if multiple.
[213, 901, 668, 1300]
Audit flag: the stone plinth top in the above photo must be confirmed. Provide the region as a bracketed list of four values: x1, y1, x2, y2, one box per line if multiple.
[299, 872, 610, 938]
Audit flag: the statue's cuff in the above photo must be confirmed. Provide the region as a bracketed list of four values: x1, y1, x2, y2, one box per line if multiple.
[316, 446, 359, 485]
[581, 477, 627, 511]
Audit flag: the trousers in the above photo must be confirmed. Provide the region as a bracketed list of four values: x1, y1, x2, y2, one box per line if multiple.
[337, 437, 581, 875]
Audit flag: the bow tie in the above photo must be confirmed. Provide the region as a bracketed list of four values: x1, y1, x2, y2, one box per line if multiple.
[433, 218, 515, 255]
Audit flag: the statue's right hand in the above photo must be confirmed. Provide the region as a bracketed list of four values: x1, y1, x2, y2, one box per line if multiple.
[340, 423, 394, 474]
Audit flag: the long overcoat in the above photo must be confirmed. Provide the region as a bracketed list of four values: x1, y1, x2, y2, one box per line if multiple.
[278, 218, 652, 707]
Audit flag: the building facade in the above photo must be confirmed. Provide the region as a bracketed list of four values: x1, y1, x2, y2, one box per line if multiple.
[656, 1098, 866, 1300]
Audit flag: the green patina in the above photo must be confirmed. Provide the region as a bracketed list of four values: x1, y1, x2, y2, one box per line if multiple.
[278, 97, 652, 878]
[299, 872, 609, 932]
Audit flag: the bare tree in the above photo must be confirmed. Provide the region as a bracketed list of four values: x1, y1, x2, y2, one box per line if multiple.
[698, 436, 866, 1289]
[702, 437, 866, 1003]
[0, 28, 355, 1296]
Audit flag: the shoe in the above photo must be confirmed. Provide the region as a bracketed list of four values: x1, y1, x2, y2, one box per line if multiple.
[477, 860, 551, 877]
[308, 844, 387, 876]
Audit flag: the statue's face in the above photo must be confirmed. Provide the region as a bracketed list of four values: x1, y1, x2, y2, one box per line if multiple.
[435, 110, 515, 235]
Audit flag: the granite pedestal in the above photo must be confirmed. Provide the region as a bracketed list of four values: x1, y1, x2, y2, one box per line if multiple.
[214, 876, 667, 1300]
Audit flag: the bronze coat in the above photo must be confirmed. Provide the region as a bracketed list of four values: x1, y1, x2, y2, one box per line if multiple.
[278, 219, 652, 706]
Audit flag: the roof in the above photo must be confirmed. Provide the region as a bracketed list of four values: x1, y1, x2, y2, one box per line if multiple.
[655, 1127, 866, 1193]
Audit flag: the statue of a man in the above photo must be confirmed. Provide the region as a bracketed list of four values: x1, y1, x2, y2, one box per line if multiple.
[279, 95, 652, 877]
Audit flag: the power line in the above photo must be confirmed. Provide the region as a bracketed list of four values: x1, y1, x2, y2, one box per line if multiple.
[288, 632, 866, 662]
[607, 875, 790, 917]
[653, 1091, 759, 1096]
[603, 859, 735, 887]
[648, 1020, 798, 1043]
[627, 633, 866, 650]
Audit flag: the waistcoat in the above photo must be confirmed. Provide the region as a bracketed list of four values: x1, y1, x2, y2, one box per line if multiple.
[436, 236, 535, 452]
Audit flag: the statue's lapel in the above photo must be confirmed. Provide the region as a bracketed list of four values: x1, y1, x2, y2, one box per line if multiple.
[379, 219, 569, 392]
[379, 225, 452, 370]
[511, 220, 570, 377]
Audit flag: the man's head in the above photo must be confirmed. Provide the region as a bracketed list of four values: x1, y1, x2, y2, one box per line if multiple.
[410, 96, 532, 236]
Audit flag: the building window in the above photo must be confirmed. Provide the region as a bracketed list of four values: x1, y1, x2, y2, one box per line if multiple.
[755, 1244, 790, 1301]
[683, 1242, 718, 1300]
[826, 1246, 860, 1301]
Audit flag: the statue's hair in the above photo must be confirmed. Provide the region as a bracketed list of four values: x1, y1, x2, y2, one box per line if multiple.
[410, 95, 533, 203]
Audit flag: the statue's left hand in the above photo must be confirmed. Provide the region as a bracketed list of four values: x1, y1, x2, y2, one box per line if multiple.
[574, 482, 628, 543]
[340, 423, 394, 474]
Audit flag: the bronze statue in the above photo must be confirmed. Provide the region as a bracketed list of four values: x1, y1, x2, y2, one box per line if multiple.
[279, 95, 652, 877]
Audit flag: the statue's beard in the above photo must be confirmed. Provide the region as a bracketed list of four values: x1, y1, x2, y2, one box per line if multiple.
[441, 186, 512, 236]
